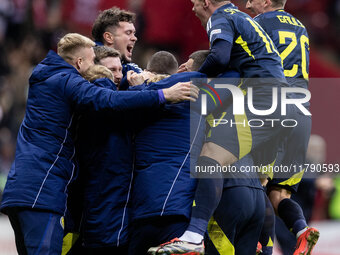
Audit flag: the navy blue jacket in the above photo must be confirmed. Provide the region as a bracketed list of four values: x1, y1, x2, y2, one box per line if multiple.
[74, 79, 133, 247]
[130, 71, 245, 221]
[131, 71, 245, 221]
[131, 72, 206, 221]
[0, 51, 160, 216]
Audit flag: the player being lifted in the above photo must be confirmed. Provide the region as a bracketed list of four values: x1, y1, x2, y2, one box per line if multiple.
[247, 0, 319, 254]
[148, 0, 300, 254]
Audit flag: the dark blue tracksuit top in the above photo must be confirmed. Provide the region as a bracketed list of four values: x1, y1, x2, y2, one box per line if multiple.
[0, 50, 160, 216]
[131, 71, 241, 221]
[74, 79, 134, 247]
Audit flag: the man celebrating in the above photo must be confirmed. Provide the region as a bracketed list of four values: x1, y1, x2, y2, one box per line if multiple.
[0, 33, 198, 254]
[92, 7, 143, 89]
[149, 0, 299, 254]
[93, 46, 123, 86]
[246, 0, 318, 254]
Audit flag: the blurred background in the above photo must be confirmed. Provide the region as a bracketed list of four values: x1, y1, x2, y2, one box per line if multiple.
[0, 0, 339, 254]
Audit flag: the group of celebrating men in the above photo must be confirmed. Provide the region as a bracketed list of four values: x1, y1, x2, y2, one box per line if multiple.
[0, 0, 320, 254]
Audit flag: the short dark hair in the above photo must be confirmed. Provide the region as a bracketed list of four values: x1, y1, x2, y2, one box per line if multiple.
[146, 51, 179, 75]
[211, 0, 232, 4]
[271, 0, 287, 8]
[189, 50, 210, 71]
[93, 46, 121, 64]
[92, 7, 136, 43]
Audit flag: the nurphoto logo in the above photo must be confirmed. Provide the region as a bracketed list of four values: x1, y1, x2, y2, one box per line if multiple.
[200, 84, 311, 128]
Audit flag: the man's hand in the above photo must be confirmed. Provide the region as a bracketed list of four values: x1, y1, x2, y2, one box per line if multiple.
[142, 70, 156, 80]
[177, 63, 187, 73]
[162, 82, 199, 103]
[127, 70, 146, 86]
[127, 70, 156, 86]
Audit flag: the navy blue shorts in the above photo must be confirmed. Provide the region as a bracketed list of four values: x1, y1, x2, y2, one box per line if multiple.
[267, 112, 311, 193]
[7, 208, 64, 255]
[206, 187, 265, 254]
[206, 86, 295, 161]
[128, 215, 189, 255]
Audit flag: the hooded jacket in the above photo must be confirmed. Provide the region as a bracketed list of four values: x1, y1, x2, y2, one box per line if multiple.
[131, 72, 207, 221]
[0, 50, 159, 216]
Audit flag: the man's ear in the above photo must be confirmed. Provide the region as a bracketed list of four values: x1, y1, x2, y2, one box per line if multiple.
[264, 0, 272, 8]
[75, 57, 82, 71]
[204, 0, 210, 8]
[103, 32, 114, 45]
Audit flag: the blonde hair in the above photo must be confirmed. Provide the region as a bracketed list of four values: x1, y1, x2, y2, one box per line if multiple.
[57, 33, 95, 64]
[82, 64, 114, 82]
[147, 74, 169, 84]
